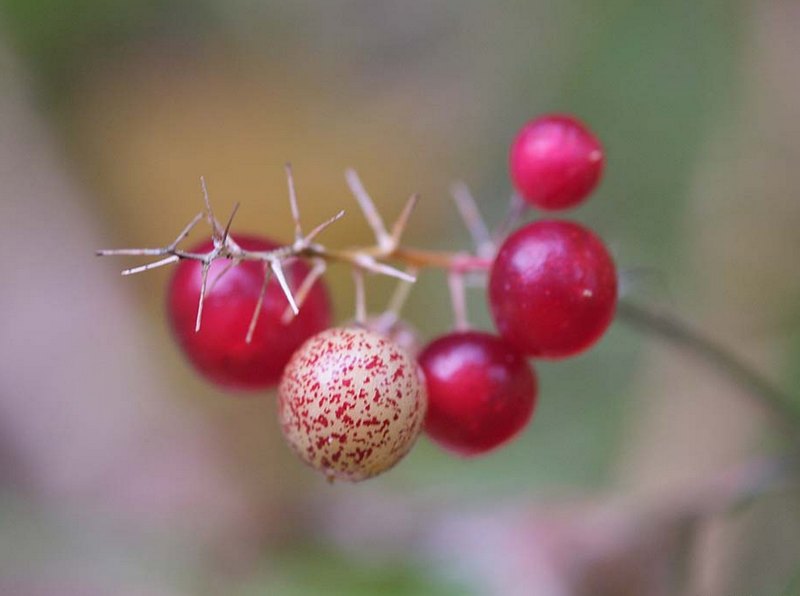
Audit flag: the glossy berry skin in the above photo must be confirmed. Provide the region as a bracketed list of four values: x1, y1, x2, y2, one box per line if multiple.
[167, 235, 331, 390]
[278, 327, 427, 481]
[489, 220, 617, 358]
[510, 114, 604, 211]
[418, 331, 537, 457]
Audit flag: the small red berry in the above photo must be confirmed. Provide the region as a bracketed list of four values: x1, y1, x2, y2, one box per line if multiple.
[510, 114, 604, 210]
[418, 331, 537, 456]
[489, 220, 617, 358]
[278, 327, 427, 481]
[167, 235, 331, 390]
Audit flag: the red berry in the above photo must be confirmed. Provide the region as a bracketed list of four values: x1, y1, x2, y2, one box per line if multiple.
[278, 327, 427, 481]
[418, 331, 537, 456]
[510, 114, 604, 210]
[167, 235, 331, 390]
[489, 220, 617, 358]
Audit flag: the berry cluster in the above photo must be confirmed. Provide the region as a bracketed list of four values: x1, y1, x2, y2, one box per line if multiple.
[99, 114, 616, 482]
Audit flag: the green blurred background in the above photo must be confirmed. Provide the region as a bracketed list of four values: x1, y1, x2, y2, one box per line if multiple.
[1, 1, 799, 594]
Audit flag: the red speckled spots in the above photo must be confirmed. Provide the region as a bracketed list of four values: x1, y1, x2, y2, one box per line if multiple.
[278, 327, 427, 481]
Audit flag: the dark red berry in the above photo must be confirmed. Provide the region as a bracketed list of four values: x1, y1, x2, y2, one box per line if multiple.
[510, 114, 604, 211]
[418, 331, 537, 456]
[489, 220, 617, 358]
[167, 235, 331, 390]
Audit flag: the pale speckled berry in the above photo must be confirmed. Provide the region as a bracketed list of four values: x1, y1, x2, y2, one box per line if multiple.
[278, 327, 427, 481]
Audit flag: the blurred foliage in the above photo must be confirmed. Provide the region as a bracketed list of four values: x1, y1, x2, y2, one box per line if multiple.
[3, 0, 797, 594]
[0, 0, 214, 94]
[724, 491, 800, 595]
[559, 0, 743, 267]
[241, 546, 470, 596]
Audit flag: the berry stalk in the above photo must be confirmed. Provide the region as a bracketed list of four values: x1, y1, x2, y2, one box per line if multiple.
[617, 300, 800, 432]
[98, 166, 800, 433]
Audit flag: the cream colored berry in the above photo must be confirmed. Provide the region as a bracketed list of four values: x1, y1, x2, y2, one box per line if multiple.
[278, 326, 427, 481]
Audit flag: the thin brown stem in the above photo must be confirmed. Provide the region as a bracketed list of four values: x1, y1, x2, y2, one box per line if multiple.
[121, 254, 180, 276]
[345, 168, 391, 250]
[246, 263, 271, 343]
[353, 267, 366, 325]
[448, 271, 469, 332]
[617, 299, 800, 431]
[389, 194, 420, 248]
[169, 212, 204, 249]
[305, 210, 346, 245]
[200, 177, 225, 242]
[340, 251, 417, 282]
[270, 259, 298, 315]
[390, 247, 492, 272]
[195, 261, 211, 332]
[494, 192, 527, 243]
[281, 258, 327, 323]
[222, 203, 240, 245]
[207, 258, 239, 294]
[385, 268, 418, 321]
[285, 163, 303, 242]
[451, 181, 494, 258]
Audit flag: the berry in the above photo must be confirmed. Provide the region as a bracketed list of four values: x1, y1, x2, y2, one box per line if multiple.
[167, 235, 331, 390]
[509, 114, 604, 210]
[418, 331, 537, 456]
[278, 327, 427, 481]
[489, 220, 617, 358]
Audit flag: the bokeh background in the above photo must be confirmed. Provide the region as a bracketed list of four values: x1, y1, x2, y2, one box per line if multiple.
[1, 1, 799, 594]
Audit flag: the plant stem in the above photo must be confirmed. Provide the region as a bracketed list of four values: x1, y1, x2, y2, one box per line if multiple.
[617, 299, 800, 431]
[98, 170, 800, 432]
[389, 247, 492, 272]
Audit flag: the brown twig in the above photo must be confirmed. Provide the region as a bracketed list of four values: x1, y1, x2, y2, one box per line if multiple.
[451, 180, 495, 258]
[246, 263, 271, 343]
[352, 268, 367, 325]
[617, 299, 800, 430]
[97, 168, 800, 433]
[97, 166, 492, 337]
[448, 271, 469, 332]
